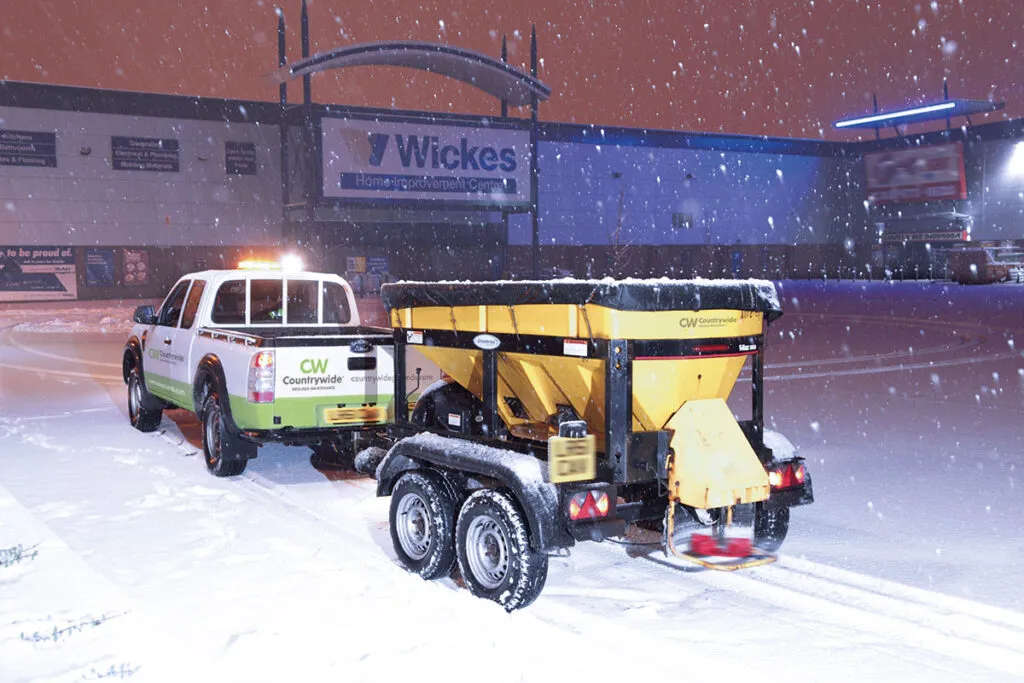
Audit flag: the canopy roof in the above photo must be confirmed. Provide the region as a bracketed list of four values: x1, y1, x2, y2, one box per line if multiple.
[278, 41, 551, 106]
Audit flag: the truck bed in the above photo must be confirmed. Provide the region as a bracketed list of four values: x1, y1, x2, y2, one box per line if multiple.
[199, 325, 392, 347]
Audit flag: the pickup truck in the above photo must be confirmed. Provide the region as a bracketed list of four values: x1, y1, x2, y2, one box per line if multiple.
[122, 267, 401, 476]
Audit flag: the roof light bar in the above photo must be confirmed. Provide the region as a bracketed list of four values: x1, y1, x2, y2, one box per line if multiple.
[834, 101, 956, 129]
[237, 259, 280, 270]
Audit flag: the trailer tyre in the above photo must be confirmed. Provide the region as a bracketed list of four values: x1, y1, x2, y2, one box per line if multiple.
[753, 504, 790, 553]
[201, 392, 251, 477]
[389, 471, 458, 580]
[127, 366, 162, 432]
[456, 490, 548, 611]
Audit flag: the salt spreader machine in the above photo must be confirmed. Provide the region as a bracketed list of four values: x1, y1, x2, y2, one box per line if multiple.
[374, 278, 813, 610]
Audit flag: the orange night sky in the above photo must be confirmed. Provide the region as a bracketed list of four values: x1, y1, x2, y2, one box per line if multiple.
[2, 0, 1021, 139]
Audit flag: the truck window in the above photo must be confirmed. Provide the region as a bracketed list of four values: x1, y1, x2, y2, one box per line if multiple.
[179, 280, 206, 329]
[286, 279, 318, 324]
[157, 280, 190, 327]
[250, 279, 284, 325]
[322, 281, 352, 325]
[211, 280, 247, 325]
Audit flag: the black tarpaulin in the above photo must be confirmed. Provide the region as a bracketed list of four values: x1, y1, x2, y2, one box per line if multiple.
[381, 279, 783, 322]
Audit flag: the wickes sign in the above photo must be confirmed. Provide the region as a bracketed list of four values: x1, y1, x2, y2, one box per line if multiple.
[320, 116, 531, 206]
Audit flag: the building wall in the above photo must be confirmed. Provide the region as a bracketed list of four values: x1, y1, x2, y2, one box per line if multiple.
[2, 81, 1022, 290]
[537, 141, 860, 247]
[0, 106, 282, 247]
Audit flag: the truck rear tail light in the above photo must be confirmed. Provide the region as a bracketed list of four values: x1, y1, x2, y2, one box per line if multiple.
[769, 462, 806, 489]
[568, 490, 610, 521]
[248, 350, 275, 403]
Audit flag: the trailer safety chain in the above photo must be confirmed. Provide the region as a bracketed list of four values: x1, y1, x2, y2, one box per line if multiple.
[448, 306, 459, 339]
[508, 304, 520, 339]
[577, 303, 596, 347]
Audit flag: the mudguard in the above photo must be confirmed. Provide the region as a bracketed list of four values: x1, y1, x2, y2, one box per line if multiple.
[192, 354, 238, 430]
[122, 338, 163, 410]
[376, 432, 572, 553]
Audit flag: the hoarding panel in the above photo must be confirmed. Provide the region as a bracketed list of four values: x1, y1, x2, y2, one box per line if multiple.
[865, 142, 966, 204]
[320, 115, 531, 207]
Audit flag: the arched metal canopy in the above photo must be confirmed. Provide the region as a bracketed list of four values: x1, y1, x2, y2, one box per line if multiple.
[277, 41, 551, 106]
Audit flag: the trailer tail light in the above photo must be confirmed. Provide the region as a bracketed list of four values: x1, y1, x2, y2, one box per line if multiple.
[248, 351, 275, 403]
[769, 462, 806, 490]
[693, 344, 730, 353]
[568, 490, 610, 521]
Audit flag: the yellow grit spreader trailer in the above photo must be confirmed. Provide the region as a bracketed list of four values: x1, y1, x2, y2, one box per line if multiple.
[373, 278, 813, 610]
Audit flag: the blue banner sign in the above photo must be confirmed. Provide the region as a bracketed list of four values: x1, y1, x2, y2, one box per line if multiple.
[85, 248, 115, 287]
[0, 246, 77, 302]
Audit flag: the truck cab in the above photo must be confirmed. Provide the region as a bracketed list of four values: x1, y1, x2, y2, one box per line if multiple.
[123, 265, 396, 476]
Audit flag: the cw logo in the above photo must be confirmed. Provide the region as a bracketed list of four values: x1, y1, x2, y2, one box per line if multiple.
[300, 358, 328, 374]
[148, 348, 160, 359]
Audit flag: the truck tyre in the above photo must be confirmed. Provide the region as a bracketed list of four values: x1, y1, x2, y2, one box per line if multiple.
[127, 366, 162, 432]
[753, 504, 790, 553]
[455, 489, 548, 611]
[389, 471, 458, 580]
[201, 391, 251, 477]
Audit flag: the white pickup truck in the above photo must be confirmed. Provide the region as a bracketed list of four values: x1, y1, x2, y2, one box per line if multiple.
[122, 267, 408, 476]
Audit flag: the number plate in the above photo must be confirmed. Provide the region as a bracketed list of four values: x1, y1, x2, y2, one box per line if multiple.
[323, 406, 386, 426]
[548, 434, 597, 483]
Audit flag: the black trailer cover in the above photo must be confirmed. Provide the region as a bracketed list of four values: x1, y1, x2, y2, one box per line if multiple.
[382, 278, 782, 322]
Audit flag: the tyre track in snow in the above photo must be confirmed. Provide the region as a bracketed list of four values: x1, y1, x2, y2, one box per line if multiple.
[0, 325, 123, 384]
[748, 313, 1023, 381]
[153, 419, 1024, 678]
[150, 423, 389, 561]
[148, 406, 1024, 678]
[638, 550, 1024, 677]
[768, 313, 990, 369]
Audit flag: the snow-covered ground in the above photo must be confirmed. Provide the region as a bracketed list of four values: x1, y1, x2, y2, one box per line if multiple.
[1, 281, 1023, 682]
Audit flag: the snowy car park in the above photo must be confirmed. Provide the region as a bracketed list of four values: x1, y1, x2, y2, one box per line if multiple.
[2, 279, 1023, 682]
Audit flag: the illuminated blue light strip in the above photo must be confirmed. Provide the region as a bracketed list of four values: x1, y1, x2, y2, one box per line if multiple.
[834, 101, 956, 128]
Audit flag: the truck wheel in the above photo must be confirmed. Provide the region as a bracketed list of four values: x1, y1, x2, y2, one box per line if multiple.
[455, 490, 548, 611]
[389, 471, 458, 580]
[127, 366, 162, 432]
[753, 504, 790, 553]
[201, 392, 252, 477]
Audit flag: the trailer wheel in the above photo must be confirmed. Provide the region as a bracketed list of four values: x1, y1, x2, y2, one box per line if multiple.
[201, 392, 251, 477]
[753, 504, 790, 553]
[389, 471, 458, 580]
[456, 490, 548, 611]
[127, 366, 163, 432]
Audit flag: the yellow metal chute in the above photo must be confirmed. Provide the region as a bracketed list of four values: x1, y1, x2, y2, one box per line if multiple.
[664, 398, 770, 510]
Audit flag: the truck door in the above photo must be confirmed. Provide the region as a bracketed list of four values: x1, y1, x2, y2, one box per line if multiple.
[143, 278, 192, 408]
[173, 279, 206, 398]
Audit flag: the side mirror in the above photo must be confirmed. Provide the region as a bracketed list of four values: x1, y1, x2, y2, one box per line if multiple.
[133, 305, 157, 325]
